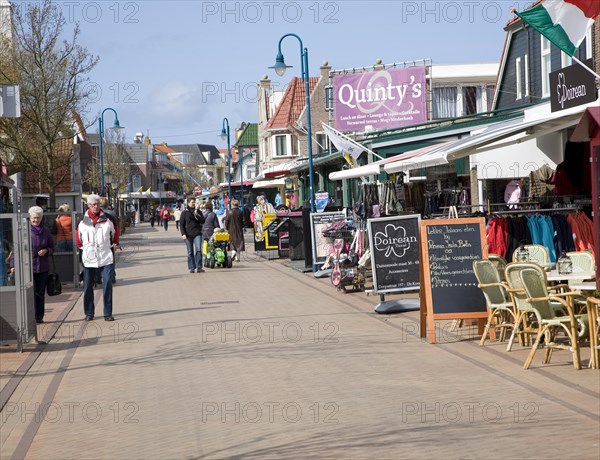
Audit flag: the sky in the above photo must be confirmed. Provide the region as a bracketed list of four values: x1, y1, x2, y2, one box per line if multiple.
[13, 0, 536, 148]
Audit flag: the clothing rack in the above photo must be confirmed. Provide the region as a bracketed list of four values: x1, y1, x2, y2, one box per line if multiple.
[491, 206, 580, 216]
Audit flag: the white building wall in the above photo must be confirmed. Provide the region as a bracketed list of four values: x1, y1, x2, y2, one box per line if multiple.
[471, 130, 564, 180]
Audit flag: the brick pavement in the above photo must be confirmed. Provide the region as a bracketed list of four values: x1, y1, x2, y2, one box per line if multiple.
[0, 223, 598, 460]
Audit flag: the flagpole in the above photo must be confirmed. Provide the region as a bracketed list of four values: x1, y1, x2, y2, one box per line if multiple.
[571, 55, 600, 80]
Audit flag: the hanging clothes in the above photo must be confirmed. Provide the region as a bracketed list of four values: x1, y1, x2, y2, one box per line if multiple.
[504, 180, 522, 208]
[486, 216, 509, 258]
[528, 165, 555, 200]
[567, 212, 595, 252]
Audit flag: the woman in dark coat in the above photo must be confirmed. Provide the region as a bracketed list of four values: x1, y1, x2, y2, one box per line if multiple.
[224, 199, 245, 261]
[12, 206, 55, 323]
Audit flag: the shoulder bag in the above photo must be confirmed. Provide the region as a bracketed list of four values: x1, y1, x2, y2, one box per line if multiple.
[46, 255, 62, 296]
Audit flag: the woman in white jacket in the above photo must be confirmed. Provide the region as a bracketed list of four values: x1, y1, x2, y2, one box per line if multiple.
[76, 194, 119, 321]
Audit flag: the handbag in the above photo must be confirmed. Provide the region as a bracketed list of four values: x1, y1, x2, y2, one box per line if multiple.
[46, 256, 62, 296]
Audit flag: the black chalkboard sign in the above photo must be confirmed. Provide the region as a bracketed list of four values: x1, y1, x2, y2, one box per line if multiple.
[367, 215, 420, 294]
[420, 218, 488, 343]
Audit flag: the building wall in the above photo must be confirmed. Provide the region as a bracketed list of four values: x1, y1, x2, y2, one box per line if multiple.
[497, 24, 594, 111]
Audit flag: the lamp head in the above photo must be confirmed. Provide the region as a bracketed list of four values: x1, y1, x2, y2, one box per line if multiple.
[219, 127, 228, 141]
[269, 52, 292, 77]
[112, 119, 124, 132]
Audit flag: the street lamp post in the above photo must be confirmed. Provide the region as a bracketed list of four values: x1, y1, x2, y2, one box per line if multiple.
[159, 172, 162, 208]
[269, 33, 315, 212]
[98, 108, 124, 194]
[111, 179, 119, 218]
[220, 118, 232, 209]
[240, 148, 244, 210]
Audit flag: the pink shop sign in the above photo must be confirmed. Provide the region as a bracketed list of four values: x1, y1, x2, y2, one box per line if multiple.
[333, 66, 427, 132]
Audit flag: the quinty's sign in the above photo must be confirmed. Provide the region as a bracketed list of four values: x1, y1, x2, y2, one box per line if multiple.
[333, 66, 427, 132]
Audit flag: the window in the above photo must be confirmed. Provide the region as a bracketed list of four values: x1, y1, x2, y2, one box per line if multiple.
[246, 166, 256, 179]
[462, 86, 478, 115]
[486, 85, 495, 111]
[432, 87, 457, 118]
[561, 51, 572, 68]
[132, 174, 141, 190]
[584, 28, 592, 59]
[325, 86, 333, 112]
[315, 133, 328, 154]
[524, 54, 530, 98]
[515, 57, 522, 100]
[275, 135, 288, 157]
[541, 36, 552, 98]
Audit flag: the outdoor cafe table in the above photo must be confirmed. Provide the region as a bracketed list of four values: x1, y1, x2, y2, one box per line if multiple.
[546, 270, 596, 282]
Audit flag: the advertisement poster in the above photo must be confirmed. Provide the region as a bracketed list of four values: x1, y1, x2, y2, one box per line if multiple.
[333, 66, 427, 132]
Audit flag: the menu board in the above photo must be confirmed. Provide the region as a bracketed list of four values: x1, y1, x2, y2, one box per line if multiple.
[367, 215, 420, 294]
[419, 218, 488, 343]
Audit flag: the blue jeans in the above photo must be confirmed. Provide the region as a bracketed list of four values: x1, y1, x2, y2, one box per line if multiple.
[83, 265, 113, 317]
[185, 235, 203, 270]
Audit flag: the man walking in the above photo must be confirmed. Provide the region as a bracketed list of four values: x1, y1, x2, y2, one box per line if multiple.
[76, 194, 119, 321]
[180, 196, 205, 273]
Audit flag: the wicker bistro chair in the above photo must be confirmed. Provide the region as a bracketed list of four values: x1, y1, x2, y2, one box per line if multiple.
[519, 265, 589, 370]
[473, 259, 516, 346]
[488, 254, 508, 282]
[505, 262, 541, 352]
[512, 244, 550, 265]
[586, 297, 600, 369]
[567, 251, 596, 311]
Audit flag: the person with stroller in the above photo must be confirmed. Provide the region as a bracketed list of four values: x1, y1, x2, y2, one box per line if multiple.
[224, 199, 245, 261]
[180, 196, 205, 273]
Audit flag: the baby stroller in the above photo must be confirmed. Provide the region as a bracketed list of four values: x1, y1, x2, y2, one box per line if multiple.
[205, 229, 233, 269]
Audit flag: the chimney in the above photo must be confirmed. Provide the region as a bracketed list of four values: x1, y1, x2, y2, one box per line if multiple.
[320, 60, 331, 79]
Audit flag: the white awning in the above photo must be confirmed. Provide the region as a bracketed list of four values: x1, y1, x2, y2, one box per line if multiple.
[329, 142, 453, 181]
[384, 100, 597, 174]
[252, 178, 285, 188]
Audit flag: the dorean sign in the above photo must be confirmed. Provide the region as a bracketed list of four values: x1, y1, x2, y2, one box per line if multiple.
[550, 59, 597, 113]
[368, 215, 420, 294]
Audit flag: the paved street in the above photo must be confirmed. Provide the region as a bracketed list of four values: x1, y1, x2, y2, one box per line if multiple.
[1, 224, 599, 460]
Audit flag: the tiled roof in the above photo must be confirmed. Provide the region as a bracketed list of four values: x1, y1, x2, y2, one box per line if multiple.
[266, 77, 319, 130]
[234, 123, 258, 147]
[154, 143, 176, 154]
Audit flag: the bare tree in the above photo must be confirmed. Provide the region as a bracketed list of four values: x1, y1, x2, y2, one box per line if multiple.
[83, 129, 130, 195]
[0, 0, 98, 208]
